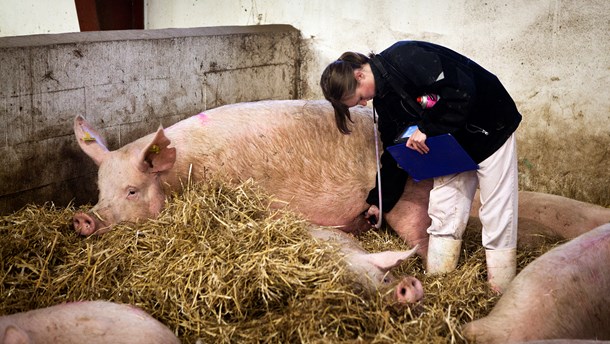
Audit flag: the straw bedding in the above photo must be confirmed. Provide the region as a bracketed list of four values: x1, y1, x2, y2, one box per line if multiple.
[0, 179, 559, 343]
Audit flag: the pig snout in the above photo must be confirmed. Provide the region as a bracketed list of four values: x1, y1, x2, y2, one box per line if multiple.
[395, 276, 424, 304]
[73, 212, 98, 236]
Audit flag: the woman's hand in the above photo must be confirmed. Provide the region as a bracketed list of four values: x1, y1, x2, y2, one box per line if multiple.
[364, 205, 380, 227]
[406, 129, 429, 154]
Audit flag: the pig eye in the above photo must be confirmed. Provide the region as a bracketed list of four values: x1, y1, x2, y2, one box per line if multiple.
[127, 187, 138, 199]
[382, 272, 394, 284]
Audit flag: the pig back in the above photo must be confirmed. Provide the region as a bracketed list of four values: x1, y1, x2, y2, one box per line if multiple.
[165, 100, 379, 227]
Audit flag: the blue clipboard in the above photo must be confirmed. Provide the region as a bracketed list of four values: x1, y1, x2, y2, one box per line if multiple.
[388, 131, 479, 181]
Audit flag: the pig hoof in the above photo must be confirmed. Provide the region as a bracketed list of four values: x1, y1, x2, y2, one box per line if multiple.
[395, 277, 424, 304]
[73, 212, 96, 236]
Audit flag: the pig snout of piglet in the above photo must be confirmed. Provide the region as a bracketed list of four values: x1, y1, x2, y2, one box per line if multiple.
[394, 276, 424, 304]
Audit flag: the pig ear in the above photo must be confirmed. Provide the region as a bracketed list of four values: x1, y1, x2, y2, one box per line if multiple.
[137, 126, 176, 173]
[3, 325, 31, 344]
[74, 115, 109, 166]
[364, 244, 419, 272]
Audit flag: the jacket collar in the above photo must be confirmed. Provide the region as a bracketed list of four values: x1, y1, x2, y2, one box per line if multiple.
[369, 59, 392, 99]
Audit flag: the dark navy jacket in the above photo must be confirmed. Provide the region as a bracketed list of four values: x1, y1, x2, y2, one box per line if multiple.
[366, 41, 522, 211]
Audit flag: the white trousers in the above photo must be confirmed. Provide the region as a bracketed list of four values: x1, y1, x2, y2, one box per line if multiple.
[426, 133, 518, 250]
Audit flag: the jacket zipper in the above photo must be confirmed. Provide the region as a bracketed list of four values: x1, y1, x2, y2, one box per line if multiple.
[466, 123, 489, 135]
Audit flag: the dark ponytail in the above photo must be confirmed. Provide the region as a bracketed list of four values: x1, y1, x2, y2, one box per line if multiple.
[320, 52, 369, 134]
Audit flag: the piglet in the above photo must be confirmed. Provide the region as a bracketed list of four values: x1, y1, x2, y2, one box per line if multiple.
[308, 227, 423, 304]
[462, 223, 610, 343]
[0, 300, 180, 344]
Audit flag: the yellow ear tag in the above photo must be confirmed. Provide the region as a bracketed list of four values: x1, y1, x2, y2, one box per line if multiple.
[82, 131, 96, 142]
[149, 144, 160, 154]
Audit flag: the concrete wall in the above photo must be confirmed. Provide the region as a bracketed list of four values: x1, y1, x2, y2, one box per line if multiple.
[0, 25, 301, 214]
[0, 0, 78, 37]
[143, 1, 610, 135]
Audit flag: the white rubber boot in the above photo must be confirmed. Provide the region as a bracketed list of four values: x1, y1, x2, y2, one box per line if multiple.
[426, 236, 462, 275]
[486, 248, 516, 294]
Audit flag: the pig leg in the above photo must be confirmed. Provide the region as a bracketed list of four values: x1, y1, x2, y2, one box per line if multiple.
[3, 326, 29, 343]
[384, 178, 433, 259]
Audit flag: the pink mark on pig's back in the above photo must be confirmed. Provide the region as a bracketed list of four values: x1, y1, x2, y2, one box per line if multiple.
[196, 112, 210, 124]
